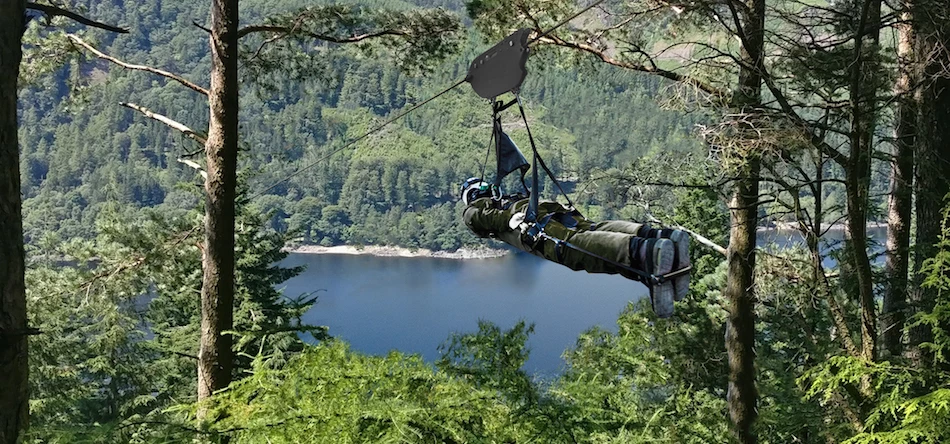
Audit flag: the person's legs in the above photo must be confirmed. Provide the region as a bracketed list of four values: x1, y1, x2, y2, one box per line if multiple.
[593, 220, 650, 236]
[542, 230, 631, 274]
[543, 230, 675, 318]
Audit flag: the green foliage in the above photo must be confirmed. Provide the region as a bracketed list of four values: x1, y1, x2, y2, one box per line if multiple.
[26, 201, 322, 442]
[821, 197, 950, 444]
[205, 341, 526, 443]
[438, 320, 538, 405]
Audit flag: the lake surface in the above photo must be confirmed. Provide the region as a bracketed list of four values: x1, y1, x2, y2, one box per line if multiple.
[279, 227, 889, 376]
[280, 250, 644, 376]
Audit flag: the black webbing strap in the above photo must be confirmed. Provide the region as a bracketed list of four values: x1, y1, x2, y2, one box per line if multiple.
[554, 239, 566, 264]
[492, 110, 503, 189]
[515, 95, 576, 216]
[525, 106, 540, 223]
[536, 232, 691, 285]
[479, 120, 496, 184]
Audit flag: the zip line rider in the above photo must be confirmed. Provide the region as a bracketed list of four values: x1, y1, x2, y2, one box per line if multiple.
[460, 178, 692, 318]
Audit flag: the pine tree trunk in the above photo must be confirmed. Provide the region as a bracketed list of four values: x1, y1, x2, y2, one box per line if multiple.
[725, 163, 760, 444]
[0, 2, 28, 443]
[724, 0, 764, 442]
[882, 4, 915, 359]
[198, 0, 239, 411]
[844, 0, 882, 364]
[908, 0, 950, 367]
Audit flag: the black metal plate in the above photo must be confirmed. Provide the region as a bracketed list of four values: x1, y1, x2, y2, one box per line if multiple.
[466, 28, 531, 99]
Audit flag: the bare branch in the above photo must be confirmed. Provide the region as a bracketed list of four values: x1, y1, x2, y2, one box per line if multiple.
[646, 213, 728, 256]
[0, 327, 42, 337]
[26, 2, 128, 33]
[177, 158, 208, 180]
[119, 102, 207, 145]
[169, 351, 200, 360]
[68, 34, 209, 96]
[192, 20, 211, 34]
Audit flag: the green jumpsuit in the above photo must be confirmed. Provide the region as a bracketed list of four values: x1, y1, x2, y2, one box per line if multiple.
[462, 197, 650, 281]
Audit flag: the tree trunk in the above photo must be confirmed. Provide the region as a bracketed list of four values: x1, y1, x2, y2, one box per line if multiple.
[908, 0, 950, 367]
[724, 0, 764, 442]
[844, 0, 882, 364]
[882, 3, 915, 359]
[198, 0, 239, 412]
[725, 162, 761, 444]
[0, 2, 28, 443]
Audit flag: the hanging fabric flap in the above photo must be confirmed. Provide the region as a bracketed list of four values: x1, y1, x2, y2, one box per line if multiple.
[496, 130, 530, 185]
[466, 28, 531, 99]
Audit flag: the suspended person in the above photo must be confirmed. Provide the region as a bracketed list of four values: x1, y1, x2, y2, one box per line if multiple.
[459, 178, 691, 318]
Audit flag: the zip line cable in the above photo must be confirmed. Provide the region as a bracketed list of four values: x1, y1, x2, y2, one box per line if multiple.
[251, 0, 606, 200]
[528, 0, 606, 45]
[251, 78, 467, 199]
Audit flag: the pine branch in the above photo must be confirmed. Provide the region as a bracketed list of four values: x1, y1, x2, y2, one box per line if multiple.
[26, 2, 128, 33]
[68, 34, 209, 96]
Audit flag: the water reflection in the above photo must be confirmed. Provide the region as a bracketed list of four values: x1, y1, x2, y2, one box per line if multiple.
[279, 227, 887, 375]
[280, 251, 643, 376]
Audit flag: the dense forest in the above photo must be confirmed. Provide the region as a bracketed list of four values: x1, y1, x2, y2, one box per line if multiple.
[1, 0, 949, 443]
[15, 0, 703, 252]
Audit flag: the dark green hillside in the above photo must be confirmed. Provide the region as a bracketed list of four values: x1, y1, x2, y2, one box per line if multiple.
[17, 0, 700, 250]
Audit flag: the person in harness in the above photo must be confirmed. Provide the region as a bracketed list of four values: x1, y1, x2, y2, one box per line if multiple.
[460, 178, 692, 318]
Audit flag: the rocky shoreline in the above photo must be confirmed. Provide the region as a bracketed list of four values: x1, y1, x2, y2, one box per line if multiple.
[759, 221, 888, 232]
[285, 244, 509, 259]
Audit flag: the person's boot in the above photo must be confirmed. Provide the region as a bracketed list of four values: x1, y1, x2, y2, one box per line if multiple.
[642, 228, 692, 301]
[658, 229, 691, 301]
[631, 237, 675, 318]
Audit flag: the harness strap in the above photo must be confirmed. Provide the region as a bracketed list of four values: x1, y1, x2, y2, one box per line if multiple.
[554, 239, 566, 264]
[516, 96, 576, 211]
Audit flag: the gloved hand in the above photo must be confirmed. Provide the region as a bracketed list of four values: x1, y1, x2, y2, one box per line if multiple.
[508, 211, 527, 231]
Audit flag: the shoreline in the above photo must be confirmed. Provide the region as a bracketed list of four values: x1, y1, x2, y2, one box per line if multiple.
[284, 244, 509, 259]
[758, 221, 887, 232]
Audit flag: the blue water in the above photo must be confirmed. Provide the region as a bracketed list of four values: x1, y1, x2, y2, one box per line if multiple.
[279, 227, 888, 375]
[279, 250, 646, 376]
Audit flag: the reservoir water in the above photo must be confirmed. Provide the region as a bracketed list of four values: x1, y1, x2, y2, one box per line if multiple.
[280, 250, 645, 376]
[279, 227, 888, 375]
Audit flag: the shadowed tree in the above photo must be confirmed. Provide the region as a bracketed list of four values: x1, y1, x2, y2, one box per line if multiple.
[908, 0, 950, 368]
[883, 0, 916, 359]
[1, 3, 126, 441]
[0, 3, 28, 442]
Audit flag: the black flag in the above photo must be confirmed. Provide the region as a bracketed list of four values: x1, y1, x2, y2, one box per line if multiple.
[495, 130, 530, 186]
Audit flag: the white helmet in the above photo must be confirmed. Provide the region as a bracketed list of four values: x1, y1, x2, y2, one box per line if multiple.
[460, 177, 499, 205]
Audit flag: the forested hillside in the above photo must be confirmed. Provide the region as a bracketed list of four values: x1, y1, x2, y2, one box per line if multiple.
[17, 0, 700, 252]
[3, 0, 950, 443]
